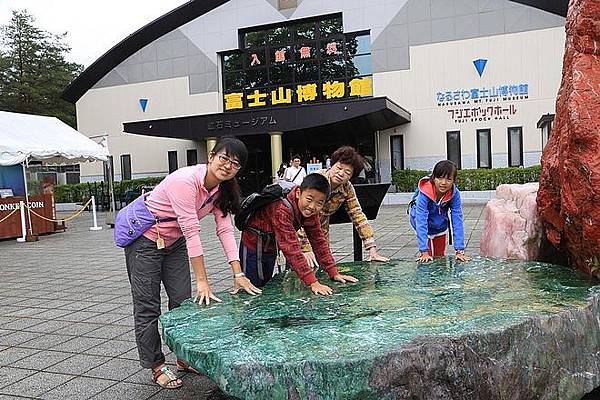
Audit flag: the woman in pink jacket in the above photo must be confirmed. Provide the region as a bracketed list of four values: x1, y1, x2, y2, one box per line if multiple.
[124, 137, 261, 389]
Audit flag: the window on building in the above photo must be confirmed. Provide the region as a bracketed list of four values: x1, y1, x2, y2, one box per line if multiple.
[186, 149, 198, 166]
[390, 135, 404, 172]
[120, 154, 132, 181]
[244, 30, 267, 48]
[268, 26, 291, 44]
[446, 131, 461, 169]
[66, 172, 80, 185]
[168, 151, 178, 174]
[476, 129, 492, 169]
[222, 14, 371, 111]
[537, 113, 554, 150]
[103, 155, 114, 182]
[508, 127, 523, 167]
[346, 32, 371, 77]
[541, 124, 551, 149]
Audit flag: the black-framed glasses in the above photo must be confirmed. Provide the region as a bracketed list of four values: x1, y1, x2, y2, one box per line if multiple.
[217, 154, 242, 170]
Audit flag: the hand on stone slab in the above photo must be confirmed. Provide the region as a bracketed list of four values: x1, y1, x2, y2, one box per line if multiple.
[332, 274, 359, 284]
[303, 251, 318, 269]
[231, 275, 262, 296]
[455, 252, 471, 262]
[368, 247, 389, 262]
[310, 281, 333, 296]
[416, 252, 433, 263]
[194, 280, 222, 306]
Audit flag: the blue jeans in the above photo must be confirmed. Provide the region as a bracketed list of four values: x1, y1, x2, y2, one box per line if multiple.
[239, 242, 277, 288]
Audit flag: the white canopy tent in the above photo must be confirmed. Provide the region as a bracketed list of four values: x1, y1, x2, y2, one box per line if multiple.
[0, 111, 109, 166]
[0, 111, 110, 237]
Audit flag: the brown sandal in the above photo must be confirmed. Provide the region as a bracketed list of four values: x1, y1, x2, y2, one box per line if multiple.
[152, 366, 182, 389]
[176, 360, 201, 375]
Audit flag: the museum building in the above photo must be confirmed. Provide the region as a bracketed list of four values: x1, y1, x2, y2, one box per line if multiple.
[63, 0, 567, 193]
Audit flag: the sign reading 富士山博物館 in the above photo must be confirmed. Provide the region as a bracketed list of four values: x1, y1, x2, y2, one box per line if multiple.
[223, 78, 373, 111]
[221, 13, 373, 112]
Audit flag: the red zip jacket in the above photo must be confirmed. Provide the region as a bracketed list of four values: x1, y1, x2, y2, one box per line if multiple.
[241, 190, 338, 286]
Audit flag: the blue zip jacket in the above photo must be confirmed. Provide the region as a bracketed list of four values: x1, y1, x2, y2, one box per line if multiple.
[409, 177, 465, 253]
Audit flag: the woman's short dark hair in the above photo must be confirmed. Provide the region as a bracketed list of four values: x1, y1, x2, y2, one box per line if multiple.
[300, 173, 331, 198]
[431, 160, 458, 181]
[330, 146, 365, 179]
[211, 137, 248, 217]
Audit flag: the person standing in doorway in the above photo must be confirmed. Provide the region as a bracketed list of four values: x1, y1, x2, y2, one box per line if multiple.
[325, 155, 331, 169]
[275, 162, 288, 182]
[124, 137, 261, 389]
[284, 155, 306, 185]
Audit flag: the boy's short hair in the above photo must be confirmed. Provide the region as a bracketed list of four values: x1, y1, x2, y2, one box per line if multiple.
[432, 160, 458, 181]
[300, 173, 331, 198]
[292, 154, 301, 161]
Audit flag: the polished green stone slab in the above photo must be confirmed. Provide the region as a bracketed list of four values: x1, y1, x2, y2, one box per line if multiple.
[160, 258, 600, 399]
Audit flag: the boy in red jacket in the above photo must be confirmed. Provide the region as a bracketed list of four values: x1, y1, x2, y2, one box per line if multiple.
[239, 173, 357, 295]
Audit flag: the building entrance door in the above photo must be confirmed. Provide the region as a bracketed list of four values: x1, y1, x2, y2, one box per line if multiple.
[283, 124, 376, 182]
[236, 134, 272, 195]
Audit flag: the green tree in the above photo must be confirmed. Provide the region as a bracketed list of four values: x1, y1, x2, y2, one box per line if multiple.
[0, 10, 83, 127]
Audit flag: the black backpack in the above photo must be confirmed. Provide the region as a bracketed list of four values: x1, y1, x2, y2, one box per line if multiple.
[234, 183, 292, 231]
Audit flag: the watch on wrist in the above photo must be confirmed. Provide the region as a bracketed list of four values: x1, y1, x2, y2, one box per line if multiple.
[455, 250, 465, 255]
[233, 272, 245, 278]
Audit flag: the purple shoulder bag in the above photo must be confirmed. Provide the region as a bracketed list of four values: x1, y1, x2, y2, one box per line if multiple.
[113, 194, 176, 248]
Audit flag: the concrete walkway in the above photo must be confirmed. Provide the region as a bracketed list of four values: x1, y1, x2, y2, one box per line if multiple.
[0, 205, 485, 399]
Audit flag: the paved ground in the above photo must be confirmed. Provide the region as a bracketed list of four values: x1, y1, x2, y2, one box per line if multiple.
[0, 204, 487, 399]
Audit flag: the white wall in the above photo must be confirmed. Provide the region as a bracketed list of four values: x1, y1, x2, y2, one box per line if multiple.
[374, 27, 565, 180]
[76, 76, 219, 180]
[76, 27, 565, 183]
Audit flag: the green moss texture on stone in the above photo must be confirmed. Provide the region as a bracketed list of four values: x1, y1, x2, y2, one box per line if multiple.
[160, 258, 600, 399]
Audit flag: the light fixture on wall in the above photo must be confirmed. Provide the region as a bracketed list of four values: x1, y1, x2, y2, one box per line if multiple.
[278, 0, 298, 10]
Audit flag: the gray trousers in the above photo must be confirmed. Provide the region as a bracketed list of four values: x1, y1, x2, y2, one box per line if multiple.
[125, 236, 191, 369]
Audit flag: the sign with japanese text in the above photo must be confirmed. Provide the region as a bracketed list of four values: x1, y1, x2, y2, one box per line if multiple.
[306, 163, 322, 174]
[436, 82, 530, 123]
[224, 77, 373, 111]
[0, 189, 14, 198]
[447, 104, 517, 123]
[207, 115, 277, 131]
[221, 14, 373, 113]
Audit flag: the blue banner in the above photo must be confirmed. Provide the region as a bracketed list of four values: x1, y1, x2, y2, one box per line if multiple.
[0, 165, 25, 196]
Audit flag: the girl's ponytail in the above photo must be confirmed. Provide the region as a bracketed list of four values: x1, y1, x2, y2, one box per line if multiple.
[214, 178, 242, 217]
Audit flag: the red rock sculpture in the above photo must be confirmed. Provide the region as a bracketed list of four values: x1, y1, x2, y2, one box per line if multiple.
[537, 0, 600, 277]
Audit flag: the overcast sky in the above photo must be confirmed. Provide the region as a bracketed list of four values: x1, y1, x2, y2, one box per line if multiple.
[0, 0, 188, 68]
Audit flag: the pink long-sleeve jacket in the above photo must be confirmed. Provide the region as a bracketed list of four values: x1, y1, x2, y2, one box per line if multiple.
[143, 164, 239, 262]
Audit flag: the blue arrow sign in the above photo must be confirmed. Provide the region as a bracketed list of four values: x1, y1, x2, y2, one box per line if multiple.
[139, 98, 148, 112]
[473, 59, 488, 77]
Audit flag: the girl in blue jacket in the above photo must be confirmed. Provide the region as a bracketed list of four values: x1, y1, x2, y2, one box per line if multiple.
[409, 160, 471, 263]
